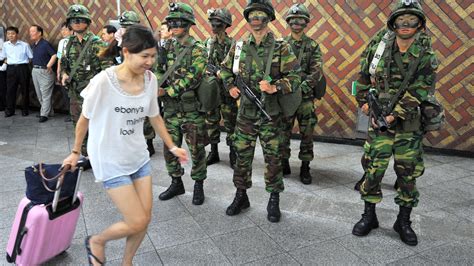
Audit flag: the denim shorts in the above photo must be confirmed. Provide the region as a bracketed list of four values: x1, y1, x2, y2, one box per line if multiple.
[102, 161, 151, 190]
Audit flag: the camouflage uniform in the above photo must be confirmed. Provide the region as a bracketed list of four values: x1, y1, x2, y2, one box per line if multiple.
[61, 6, 111, 155]
[205, 35, 237, 148]
[220, 32, 301, 193]
[156, 35, 208, 181]
[356, 29, 438, 208]
[281, 34, 322, 163]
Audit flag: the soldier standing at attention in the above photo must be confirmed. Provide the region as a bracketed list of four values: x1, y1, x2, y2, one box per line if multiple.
[281, 4, 323, 184]
[352, 0, 439, 246]
[204, 8, 238, 168]
[61, 4, 112, 168]
[220, 0, 300, 223]
[156, 3, 209, 206]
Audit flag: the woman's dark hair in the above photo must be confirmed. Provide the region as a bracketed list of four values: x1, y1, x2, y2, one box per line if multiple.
[122, 24, 156, 53]
[103, 25, 117, 34]
[61, 21, 72, 31]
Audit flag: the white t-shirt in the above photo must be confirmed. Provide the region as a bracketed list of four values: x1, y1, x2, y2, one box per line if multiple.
[56, 38, 69, 59]
[80, 66, 160, 182]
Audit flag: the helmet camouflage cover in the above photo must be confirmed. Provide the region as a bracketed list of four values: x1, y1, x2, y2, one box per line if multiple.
[66, 4, 91, 22]
[119, 11, 141, 26]
[207, 8, 232, 27]
[243, 0, 276, 22]
[166, 2, 196, 25]
[285, 3, 310, 23]
[387, 0, 426, 31]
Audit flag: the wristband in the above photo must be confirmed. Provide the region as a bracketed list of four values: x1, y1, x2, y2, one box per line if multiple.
[71, 149, 80, 155]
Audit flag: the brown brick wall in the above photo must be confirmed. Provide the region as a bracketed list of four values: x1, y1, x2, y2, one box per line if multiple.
[2, 0, 473, 152]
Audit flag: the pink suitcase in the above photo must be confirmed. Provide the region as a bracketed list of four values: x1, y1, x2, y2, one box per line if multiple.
[6, 165, 85, 265]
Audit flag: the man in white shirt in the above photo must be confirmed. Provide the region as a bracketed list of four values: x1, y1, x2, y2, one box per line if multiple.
[56, 22, 73, 122]
[0, 26, 33, 117]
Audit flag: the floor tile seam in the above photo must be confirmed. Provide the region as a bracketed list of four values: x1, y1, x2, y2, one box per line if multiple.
[439, 207, 474, 224]
[255, 222, 298, 254]
[420, 177, 474, 192]
[309, 234, 371, 264]
[143, 233, 165, 265]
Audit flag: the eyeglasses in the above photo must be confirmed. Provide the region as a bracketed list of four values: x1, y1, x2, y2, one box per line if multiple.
[70, 18, 88, 24]
[167, 19, 188, 29]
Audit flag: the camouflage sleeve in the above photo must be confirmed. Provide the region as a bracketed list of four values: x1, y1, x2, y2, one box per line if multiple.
[167, 44, 207, 98]
[355, 29, 387, 107]
[392, 48, 439, 120]
[220, 42, 236, 91]
[304, 40, 323, 91]
[275, 41, 301, 95]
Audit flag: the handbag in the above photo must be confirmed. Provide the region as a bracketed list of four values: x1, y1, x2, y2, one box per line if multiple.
[25, 163, 78, 205]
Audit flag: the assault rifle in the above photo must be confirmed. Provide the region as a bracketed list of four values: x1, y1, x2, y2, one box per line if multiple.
[207, 64, 220, 76]
[367, 89, 389, 132]
[235, 75, 272, 121]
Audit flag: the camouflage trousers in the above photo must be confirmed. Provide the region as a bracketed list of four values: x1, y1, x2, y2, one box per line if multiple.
[163, 111, 208, 181]
[281, 100, 317, 161]
[232, 114, 284, 193]
[68, 86, 88, 156]
[143, 117, 155, 140]
[205, 99, 238, 146]
[360, 128, 425, 207]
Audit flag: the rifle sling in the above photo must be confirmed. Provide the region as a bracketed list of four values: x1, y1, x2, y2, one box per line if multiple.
[157, 45, 191, 88]
[386, 48, 425, 113]
[68, 36, 94, 82]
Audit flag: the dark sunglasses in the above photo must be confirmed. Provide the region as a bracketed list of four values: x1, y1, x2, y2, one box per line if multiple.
[70, 18, 88, 24]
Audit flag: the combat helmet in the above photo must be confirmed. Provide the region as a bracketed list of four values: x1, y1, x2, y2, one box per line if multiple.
[119, 11, 140, 26]
[285, 3, 310, 23]
[166, 2, 196, 25]
[243, 0, 276, 22]
[66, 4, 91, 23]
[387, 0, 426, 31]
[207, 8, 232, 27]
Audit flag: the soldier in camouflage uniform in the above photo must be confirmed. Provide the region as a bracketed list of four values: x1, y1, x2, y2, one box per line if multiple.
[204, 8, 238, 168]
[220, 0, 301, 223]
[156, 3, 208, 205]
[281, 4, 323, 184]
[61, 4, 112, 164]
[352, 0, 439, 246]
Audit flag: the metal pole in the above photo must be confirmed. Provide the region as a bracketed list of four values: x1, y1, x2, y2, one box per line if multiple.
[117, 0, 121, 17]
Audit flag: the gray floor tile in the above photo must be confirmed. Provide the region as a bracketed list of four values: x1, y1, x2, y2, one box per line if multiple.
[158, 238, 230, 265]
[387, 254, 435, 266]
[193, 209, 256, 237]
[212, 227, 283, 264]
[335, 229, 417, 264]
[43, 237, 89, 265]
[416, 164, 472, 188]
[415, 241, 474, 265]
[245, 253, 300, 265]
[147, 216, 208, 250]
[106, 250, 163, 266]
[289, 239, 365, 265]
[0, 189, 24, 209]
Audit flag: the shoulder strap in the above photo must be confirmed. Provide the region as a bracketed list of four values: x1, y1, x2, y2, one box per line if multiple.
[157, 45, 192, 88]
[290, 40, 307, 66]
[68, 36, 95, 82]
[247, 39, 275, 80]
[369, 31, 393, 77]
[232, 40, 244, 75]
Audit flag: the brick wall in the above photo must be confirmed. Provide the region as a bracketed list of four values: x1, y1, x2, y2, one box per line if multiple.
[2, 0, 472, 152]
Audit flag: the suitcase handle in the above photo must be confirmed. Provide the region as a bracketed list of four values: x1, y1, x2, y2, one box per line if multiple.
[15, 227, 28, 255]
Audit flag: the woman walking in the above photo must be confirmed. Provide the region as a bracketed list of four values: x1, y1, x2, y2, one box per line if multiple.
[63, 25, 187, 266]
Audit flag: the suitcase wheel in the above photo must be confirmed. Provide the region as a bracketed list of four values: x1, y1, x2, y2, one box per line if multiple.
[6, 253, 13, 263]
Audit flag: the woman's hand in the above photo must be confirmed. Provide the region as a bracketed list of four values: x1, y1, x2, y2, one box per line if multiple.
[63, 152, 81, 170]
[170, 147, 188, 164]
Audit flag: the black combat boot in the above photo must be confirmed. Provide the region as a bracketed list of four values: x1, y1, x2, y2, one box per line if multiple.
[354, 175, 365, 191]
[206, 144, 220, 165]
[192, 180, 205, 205]
[282, 158, 291, 175]
[352, 201, 379, 236]
[267, 192, 281, 223]
[229, 146, 236, 169]
[147, 139, 155, 157]
[393, 206, 418, 246]
[159, 177, 185, 200]
[300, 161, 312, 184]
[226, 189, 250, 216]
